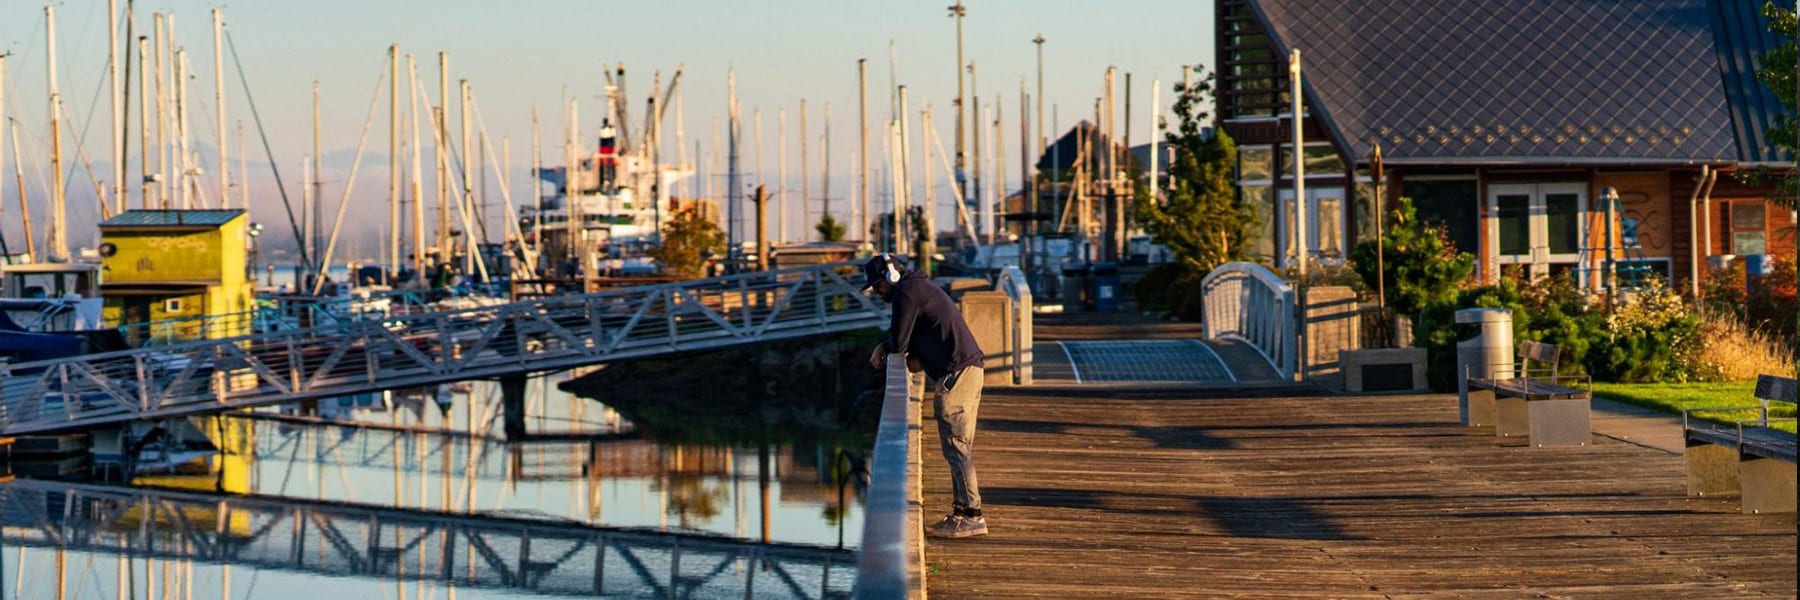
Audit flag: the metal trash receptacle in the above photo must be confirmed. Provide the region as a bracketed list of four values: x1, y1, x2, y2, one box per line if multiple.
[1455, 308, 1514, 426]
[1061, 265, 1088, 313]
[1088, 262, 1120, 312]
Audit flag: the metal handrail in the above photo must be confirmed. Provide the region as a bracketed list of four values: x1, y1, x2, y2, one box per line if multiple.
[1, 262, 884, 436]
[854, 355, 925, 600]
[0, 477, 855, 597]
[995, 265, 1034, 385]
[1200, 262, 1296, 380]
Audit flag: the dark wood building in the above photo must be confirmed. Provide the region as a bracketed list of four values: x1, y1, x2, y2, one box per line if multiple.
[1216, 0, 1794, 292]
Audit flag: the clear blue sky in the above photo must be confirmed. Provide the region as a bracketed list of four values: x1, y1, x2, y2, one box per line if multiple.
[1, 0, 1215, 255]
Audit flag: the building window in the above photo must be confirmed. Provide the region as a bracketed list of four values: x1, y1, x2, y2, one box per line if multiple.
[1401, 178, 1480, 256]
[1731, 202, 1766, 255]
[1279, 144, 1345, 176]
[1219, 0, 1286, 119]
[1239, 147, 1272, 181]
[1242, 184, 1275, 259]
[1317, 195, 1344, 259]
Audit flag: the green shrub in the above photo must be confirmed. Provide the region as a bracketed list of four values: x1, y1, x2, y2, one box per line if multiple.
[1134, 262, 1206, 321]
[1589, 281, 1705, 383]
[1349, 197, 1476, 319]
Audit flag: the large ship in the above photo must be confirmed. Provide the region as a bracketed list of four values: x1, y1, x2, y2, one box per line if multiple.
[524, 120, 694, 278]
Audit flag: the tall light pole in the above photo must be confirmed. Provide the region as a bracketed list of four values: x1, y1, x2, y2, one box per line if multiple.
[949, 2, 968, 233]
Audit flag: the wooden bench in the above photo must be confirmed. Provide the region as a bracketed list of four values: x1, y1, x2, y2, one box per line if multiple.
[1683, 374, 1797, 514]
[1466, 341, 1592, 447]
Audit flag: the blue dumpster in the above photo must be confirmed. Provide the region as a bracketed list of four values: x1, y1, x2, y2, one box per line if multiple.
[1089, 262, 1120, 313]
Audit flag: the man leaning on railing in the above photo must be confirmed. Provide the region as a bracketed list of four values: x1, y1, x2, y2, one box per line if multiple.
[861, 253, 989, 539]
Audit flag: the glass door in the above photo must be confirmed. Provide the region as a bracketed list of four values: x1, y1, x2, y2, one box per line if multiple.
[1277, 187, 1346, 267]
[1487, 183, 1586, 279]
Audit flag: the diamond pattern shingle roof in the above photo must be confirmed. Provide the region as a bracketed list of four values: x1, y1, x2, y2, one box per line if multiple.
[1250, 0, 1742, 164]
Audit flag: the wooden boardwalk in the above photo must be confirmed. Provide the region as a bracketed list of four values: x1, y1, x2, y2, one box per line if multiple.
[922, 389, 1796, 598]
[922, 309, 1794, 598]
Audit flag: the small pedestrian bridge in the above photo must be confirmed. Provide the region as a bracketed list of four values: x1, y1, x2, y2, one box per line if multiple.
[1, 262, 886, 436]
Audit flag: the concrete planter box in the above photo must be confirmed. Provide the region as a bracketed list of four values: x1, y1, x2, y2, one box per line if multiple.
[1340, 348, 1428, 393]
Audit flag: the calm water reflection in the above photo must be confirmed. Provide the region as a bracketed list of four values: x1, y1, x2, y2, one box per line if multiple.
[0, 370, 871, 599]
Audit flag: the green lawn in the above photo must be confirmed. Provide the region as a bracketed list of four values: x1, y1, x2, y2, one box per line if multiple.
[1592, 381, 1797, 434]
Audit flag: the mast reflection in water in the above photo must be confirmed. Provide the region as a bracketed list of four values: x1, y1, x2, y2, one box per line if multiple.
[0, 369, 873, 599]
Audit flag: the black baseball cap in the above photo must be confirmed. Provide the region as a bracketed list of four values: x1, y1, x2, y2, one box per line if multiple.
[861, 254, 897, 290]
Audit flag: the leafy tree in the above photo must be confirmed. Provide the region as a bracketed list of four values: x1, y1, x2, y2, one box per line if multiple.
[650, 205, 725, 279]
[1754, 2, 1796, 208]
[1136, 66, 1257, 273]
[1132, 66, 1258, 319]
[1348, 197, 1476, 319]
[815, 213, 847, 242]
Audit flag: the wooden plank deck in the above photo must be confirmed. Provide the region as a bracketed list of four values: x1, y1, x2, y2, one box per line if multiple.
[923, 389, 1798, 598]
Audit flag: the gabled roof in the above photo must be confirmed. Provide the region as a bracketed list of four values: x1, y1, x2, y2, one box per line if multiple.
[1707, 0, 1792, 165]
[1035, 121, 1112, 172]
[99, 209, 245, 229]
[1248, 0, 1760, 165]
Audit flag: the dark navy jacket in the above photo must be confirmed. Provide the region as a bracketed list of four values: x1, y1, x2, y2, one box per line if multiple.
[883, 271, 984, 380]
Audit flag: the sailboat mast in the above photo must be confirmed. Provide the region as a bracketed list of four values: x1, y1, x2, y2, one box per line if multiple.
[461, 79, 476, 274]
[47, 5, 70, 262]
[238, 120, 247, 211]
[777, 107, 785, 243]
[109, 0, 123, 216]
[152, 12, 166, 208]
[137, 35, 150, 209]
[992, 95, 1004, 246]
[530, 104, 540, 268]
[969, 62, 982, 241]
[166, 14, 179, 207]
[859, 59, 870, 245]
[436, 52, 450, 266]
[823, 102, 831, 228]
[175, 47, 193, 209]
[799, 100, 808, 237]
[11, 120, 36, 261]
[896, 85, 911, 256]
[213, 8, 228, 208]
[0, 58, 10, 260]
[388, 44, 400, 284]
[312, 81, 322, 267]
[176, 48, 192, 209]
[727, 69, 739, 246]
[409, 53, 424, 278]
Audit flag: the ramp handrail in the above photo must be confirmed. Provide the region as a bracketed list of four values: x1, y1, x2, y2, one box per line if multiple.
[1, 262, 885, 436]
[1200, 262, 1295, 380]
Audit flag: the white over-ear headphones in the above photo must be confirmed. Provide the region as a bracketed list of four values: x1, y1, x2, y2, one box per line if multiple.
[880, 253, 903, 284]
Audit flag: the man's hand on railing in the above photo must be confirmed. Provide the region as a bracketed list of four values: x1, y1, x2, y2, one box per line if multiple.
[869, 343, 888, 370]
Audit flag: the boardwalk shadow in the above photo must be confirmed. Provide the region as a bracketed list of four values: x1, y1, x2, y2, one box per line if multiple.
[983, 487, 1358, 541]
[1128, 425, 1235, 450]
[980, 418, 1071, 435]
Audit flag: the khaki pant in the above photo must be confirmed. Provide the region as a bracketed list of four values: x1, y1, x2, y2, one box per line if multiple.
[932, 366, 984, 512]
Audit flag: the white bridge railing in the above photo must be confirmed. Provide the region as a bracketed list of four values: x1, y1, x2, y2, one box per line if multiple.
[1, 262, 885, 436]
[1201, 262, 1296, 381]
[994, 266, 1034, 385]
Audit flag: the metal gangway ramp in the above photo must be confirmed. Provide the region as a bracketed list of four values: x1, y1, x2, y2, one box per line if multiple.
[1, 263, 885, 436]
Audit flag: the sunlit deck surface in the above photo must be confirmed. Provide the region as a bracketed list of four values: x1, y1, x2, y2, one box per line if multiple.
[922, 314, 1797, 598]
